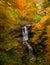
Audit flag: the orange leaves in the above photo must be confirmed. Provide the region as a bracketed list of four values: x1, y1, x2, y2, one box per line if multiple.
[14, 0, 26, 10]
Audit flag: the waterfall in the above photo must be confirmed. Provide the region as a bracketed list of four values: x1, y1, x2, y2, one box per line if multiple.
[22, 24, 35, 60]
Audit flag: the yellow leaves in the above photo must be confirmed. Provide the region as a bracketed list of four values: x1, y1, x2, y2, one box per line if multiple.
[36, 15, 50, 27]
[32, 15, 50, 31]
[46, 6, 50, 15]
[5, 7, 18, 29]
[46, 25, 50, 55]
[31, 23, 43, 32]
[39, 15, 50, 25]
[26, 7, 36, 15]
[12, 0, 37, 21]
[26, 0, 35, 8]
[31, 35, 39, 44]
[31, 15, 50, 56]
[35, 23, 42, 30]
[5, 41, 19, 51]
[25, 0, 36, 18]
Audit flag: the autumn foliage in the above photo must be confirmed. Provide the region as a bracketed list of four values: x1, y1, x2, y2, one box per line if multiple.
[0, 0, 50, 65]
[13, 0, 26, 10]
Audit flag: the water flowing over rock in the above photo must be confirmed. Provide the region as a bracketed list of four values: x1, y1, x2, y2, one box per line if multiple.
[22, 24, 35, 60]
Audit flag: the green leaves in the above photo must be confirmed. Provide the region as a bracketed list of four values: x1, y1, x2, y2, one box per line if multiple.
[34, 15, 42, 23]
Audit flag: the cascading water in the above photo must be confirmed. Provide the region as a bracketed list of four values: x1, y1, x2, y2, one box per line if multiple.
[22, 24, 35, 60]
